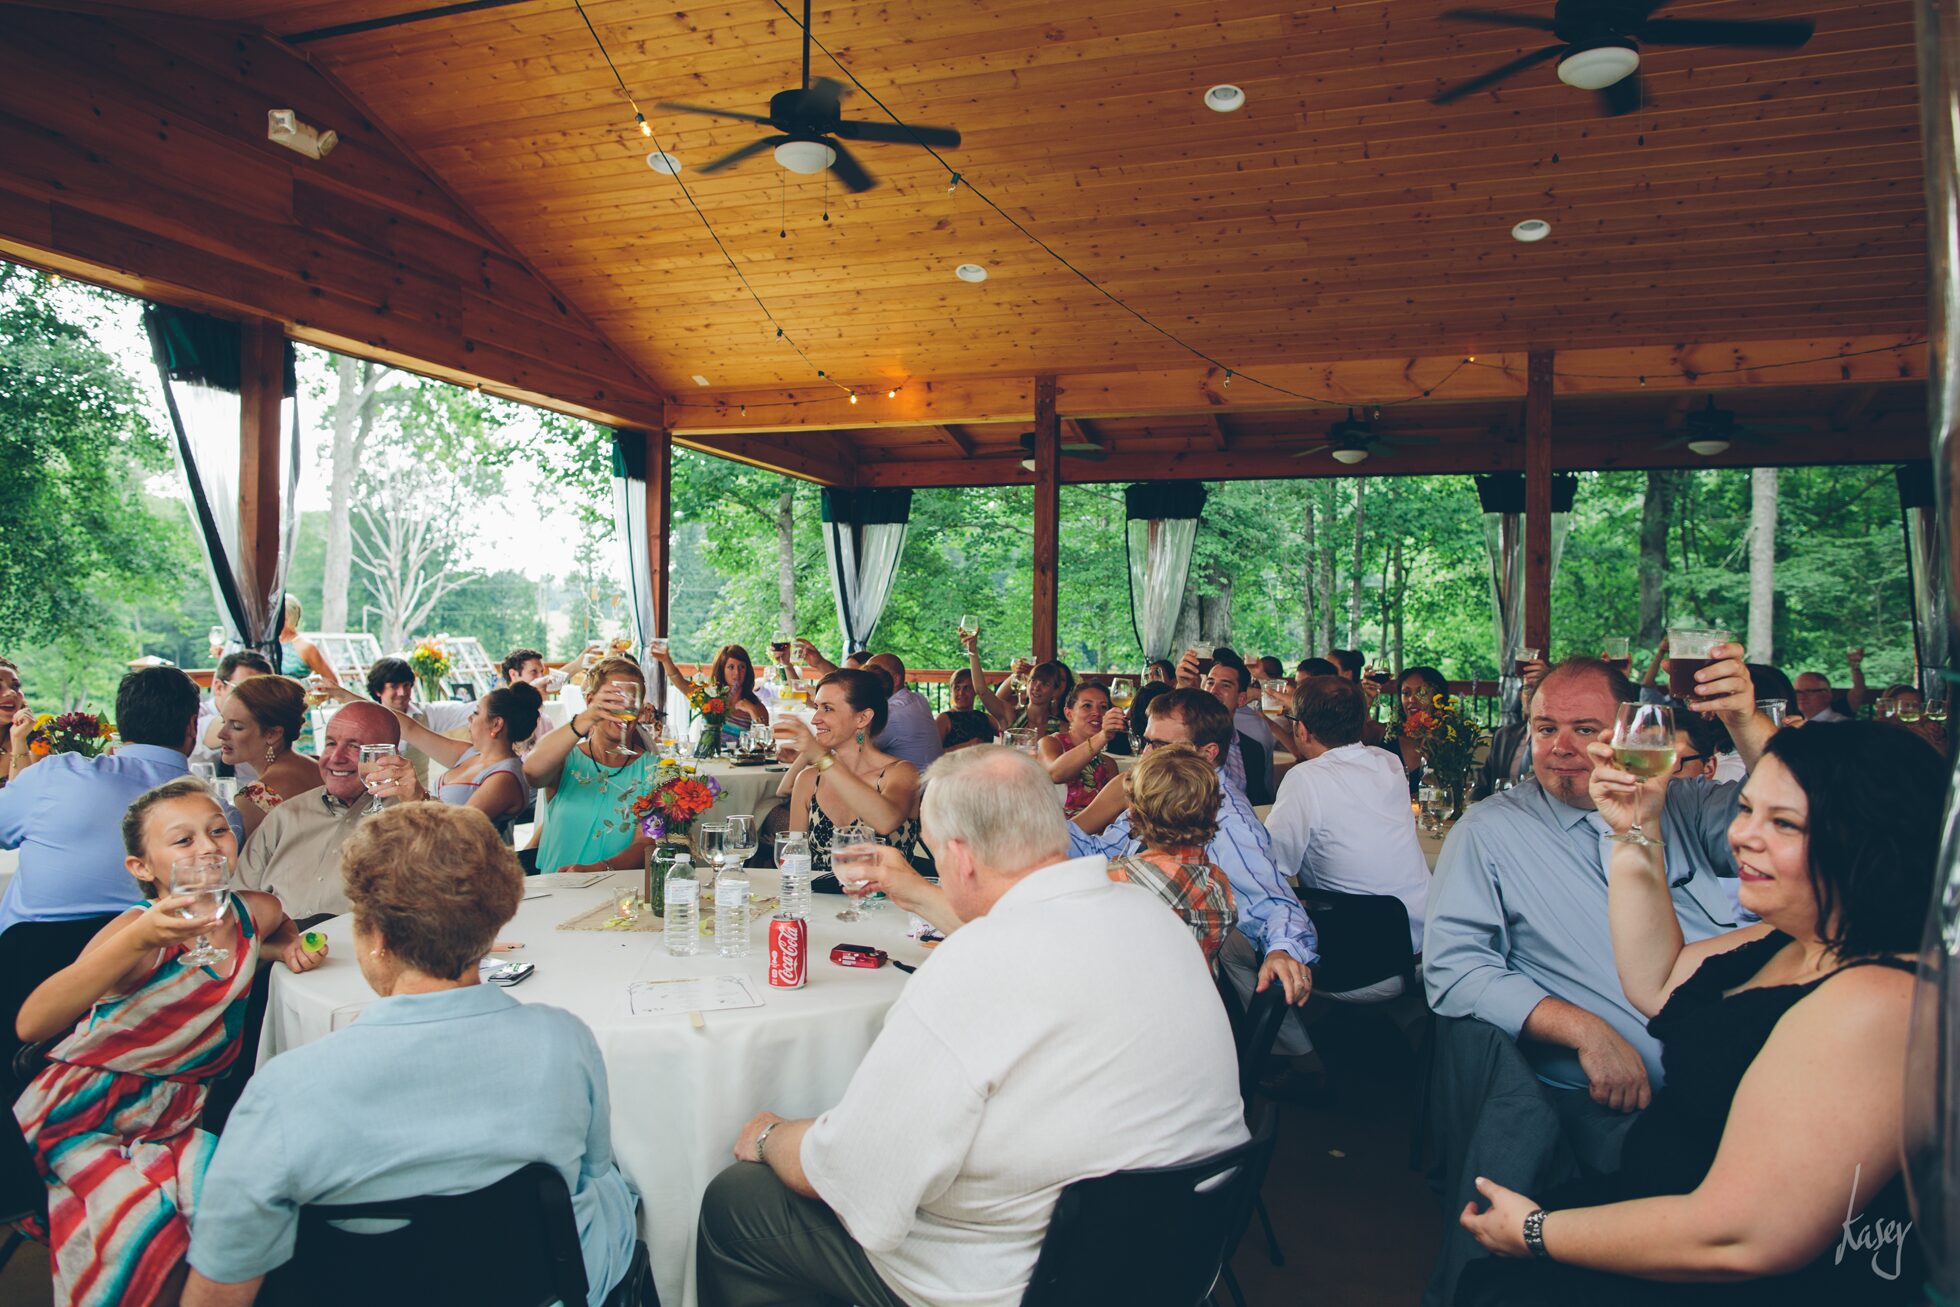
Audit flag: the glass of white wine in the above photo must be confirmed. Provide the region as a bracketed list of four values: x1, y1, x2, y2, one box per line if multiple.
[357, 743, 402, 815]
[606, 680, 642, 755]
[171, 852, 232, 967]
[1109, 678, 1136, 711]
[1608, 702, 1676, 847]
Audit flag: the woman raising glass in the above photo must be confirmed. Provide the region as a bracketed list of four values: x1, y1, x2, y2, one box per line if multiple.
[652, 642, 769, 746]
[336, 680, 540, 839]
[1459, 721, 1943, 1303]
[936, 666, 999, 751]
[1037, 682, 1124, 818]
[216, 675, 322, 844]
[775, 669, 920, 888]
[522, 657, 660, 875]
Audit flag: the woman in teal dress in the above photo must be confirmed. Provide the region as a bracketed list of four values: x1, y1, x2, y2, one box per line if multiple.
[522, 656, 661, 875]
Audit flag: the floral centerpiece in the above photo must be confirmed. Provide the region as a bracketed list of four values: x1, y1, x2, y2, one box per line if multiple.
[25, 710, 115, 760]
[632, 759, 724, 843]
[407, 638, 451, 700]
[687, 683, 731, 758]
[1401, 691, 1484, 817]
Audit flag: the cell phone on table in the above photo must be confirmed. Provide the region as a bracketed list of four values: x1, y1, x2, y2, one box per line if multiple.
[485, 962, 536, 987]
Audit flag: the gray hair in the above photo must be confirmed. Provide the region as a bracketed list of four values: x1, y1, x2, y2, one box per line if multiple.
[920, 745, 1069, 874]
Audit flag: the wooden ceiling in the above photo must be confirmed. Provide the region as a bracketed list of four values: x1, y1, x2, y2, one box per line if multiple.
[88, 0, 1927, 404]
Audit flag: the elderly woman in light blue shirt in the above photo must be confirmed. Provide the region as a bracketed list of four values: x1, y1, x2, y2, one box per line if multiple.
[183, 803, 637, 1306]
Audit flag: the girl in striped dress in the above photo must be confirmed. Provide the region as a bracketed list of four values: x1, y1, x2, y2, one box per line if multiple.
[12, 777, 323, 1306]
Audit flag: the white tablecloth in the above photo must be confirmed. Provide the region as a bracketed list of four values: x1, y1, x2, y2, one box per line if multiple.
[689, 758, 791, 832]
[262, 870, 926, 1307]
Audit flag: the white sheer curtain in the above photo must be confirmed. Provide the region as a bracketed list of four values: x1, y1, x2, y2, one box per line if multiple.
[1124, 482, 1206, 660]
[1900, 464, 1951, 702]
[1907, 0, 1960, 1291]
[611, 433, 657, 649]
[145, 307, 299, 665]
[821, 489, 912, 653]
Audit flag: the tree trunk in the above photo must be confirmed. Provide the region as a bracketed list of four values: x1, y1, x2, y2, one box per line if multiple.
[1348, 480, 1367, 648]
[1302, 492, 1317, 654]
[1391, 536, 1407, 673]
[1315, 486, 1337, 653]
[1748, 466, 1778, 660]
[322, 358, 385, 631]
[776, 486, 796, 638]
[1199, 562, 1234, 648]
[1636, 470, 1680, 648]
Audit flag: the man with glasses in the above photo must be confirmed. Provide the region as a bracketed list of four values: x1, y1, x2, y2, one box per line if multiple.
[1793, 671, 1848, 723]
[1069, 688, 1315, 1007]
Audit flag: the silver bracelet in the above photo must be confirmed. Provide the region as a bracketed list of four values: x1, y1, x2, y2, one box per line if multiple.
[754, 1119, 783, 1163]
[1522, 1208, 1551, 1259]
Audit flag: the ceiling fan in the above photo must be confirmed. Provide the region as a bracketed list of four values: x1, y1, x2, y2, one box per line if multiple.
[654, 0, 961, 192]
[1018, 430, 1106, 470]
[1658, 396, 1810, 456]
[1293, 411, 1441, 464]
[1431, 1, 1815, 117]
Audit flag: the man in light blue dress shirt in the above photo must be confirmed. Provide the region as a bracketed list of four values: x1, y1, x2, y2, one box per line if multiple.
[1423, 654, 1772, 1144]
[0, 666, 239, 935]
[1069, 688, 1315, 1005]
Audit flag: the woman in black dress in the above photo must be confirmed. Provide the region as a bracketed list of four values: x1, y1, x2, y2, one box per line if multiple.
[1459, 720, 1943, 1303]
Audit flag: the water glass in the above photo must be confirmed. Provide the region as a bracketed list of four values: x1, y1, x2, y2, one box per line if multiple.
[357, 744, 402, 815]
[1757, 698, 1788, 727]
[1004, 727, 1038, 755]
[832, 827, 874, 922]
[170, 852, 232, 967]
[725, 813, 758, 867]
[694, 818, 730, 874]
[1416, 784, 1444, 836]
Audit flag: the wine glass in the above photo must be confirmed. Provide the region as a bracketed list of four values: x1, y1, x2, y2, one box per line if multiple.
[957, 614, 979, 656]
[753, 723, 776, 756]
[695, 819, 730, 877]
[606, 680, 642, 755]
[725, 814, 757, 868]
[357, 744, 402, 815]
[1004, 727, 1038, 755]
[171, 852, 232, 967]
[1416, 782, 1444, 836]
[1109, 678, 1137, 711]
[1899, 699, 1924, 724]
[832, 827, 875, 923]
[303, 674, 331, 710]
[1608, 702, 1676, 847]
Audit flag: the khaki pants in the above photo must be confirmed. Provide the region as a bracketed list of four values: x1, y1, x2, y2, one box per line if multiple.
[696, 1162, 909, 1307]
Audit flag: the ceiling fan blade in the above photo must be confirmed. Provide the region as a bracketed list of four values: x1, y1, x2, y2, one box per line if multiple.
[1439, 8, 1559, 31]
[697, 136, 786, 175]
[833, 119, 963, 148]
[795, 76, 846, 120]
[1432, 45, 1563, 105]
[1292, 444, 1333, 459]
[1655, 432, 1694, 450]
[1730, 430, 1781, 447]
[1596, 67, 1644, 116]
[1635, 17, 1814, 47]
[826, 139, 876, 193]
[654, 101, 779, 126]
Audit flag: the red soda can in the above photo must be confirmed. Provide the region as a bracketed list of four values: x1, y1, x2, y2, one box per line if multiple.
[767, 913, 808, 988]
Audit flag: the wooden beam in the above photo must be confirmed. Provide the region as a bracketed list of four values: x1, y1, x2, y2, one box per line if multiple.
[938, 425, 976, 457]
[1205, 413, 1232, 452]
[1524, 351, 1554, 657]
[238, 319, 286, 622]
[675, 431, 852, 487]
[667, 378, 1034, 436]
[1032, 376, 1060, 664]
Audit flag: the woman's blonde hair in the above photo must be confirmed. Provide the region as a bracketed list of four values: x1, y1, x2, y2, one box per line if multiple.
[581, 656, 645, 698]
[226, 674, 307, 752]
[1127, 743, 1221, 850]
[342, 803, 521, 979]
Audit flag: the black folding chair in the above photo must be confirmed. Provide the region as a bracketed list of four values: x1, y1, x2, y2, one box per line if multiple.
[0, 1094, 46, 1273]
[1020, 1103, 1278, 1307]
[1214, 974, 1290, 1295]
[261, 1161, 655, 1307]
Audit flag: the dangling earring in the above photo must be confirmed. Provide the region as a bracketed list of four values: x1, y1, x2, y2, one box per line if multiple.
[264, 744, 278, 768]
[856, 729, 867, 746]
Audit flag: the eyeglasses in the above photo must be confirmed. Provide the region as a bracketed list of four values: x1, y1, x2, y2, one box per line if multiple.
[1672, 753, 1705, 771]
[1140, 735, 1173, 751]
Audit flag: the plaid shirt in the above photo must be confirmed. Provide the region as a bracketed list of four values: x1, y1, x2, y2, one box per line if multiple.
[1106, 845, 1238, 966]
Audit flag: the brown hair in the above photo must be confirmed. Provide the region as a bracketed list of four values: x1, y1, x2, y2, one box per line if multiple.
[1291, 675, 1366, 748]
[712, 644, 757, 702]
[226, 674, 307, 752]
[341, 803, 522, 979]
[581, 656, 645, 699]
[1127, 743, 1221, 849]
[120, 776, 222, 862]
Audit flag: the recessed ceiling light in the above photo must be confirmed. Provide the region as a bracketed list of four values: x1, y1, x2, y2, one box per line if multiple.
[955, 263, 988, 283]
[646, 151, 683, 175]
[1511, 218, 1551, 243]
[691, 374, 711, 387]
[1204, 84, 1246, 113]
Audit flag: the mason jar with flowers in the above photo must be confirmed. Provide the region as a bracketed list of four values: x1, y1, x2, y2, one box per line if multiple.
[631, 762, 723, 914]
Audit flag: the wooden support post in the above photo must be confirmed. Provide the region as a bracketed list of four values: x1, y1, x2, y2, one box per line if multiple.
[237, 319, 285, 634]
[1524, 350, 1555, 656]
[646, 428, 673, 701]
[1032, 375, 1060, 663]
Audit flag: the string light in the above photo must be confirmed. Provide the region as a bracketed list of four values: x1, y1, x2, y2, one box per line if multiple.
[637, 112, 651, 138]
[887, 388, 897, 399]
[849, 391, 858, 404]
[947, 172, 962, 195]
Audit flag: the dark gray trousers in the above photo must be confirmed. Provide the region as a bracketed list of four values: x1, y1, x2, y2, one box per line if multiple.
[696, 1162, 910, 1307]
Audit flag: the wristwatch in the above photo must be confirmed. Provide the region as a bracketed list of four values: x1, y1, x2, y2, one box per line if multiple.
[1522, 1208, 1551, 1259]
[754, 1119, 783, 1163]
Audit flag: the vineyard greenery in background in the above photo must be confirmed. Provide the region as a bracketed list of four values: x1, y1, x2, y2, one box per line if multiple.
[0, 263, 1921, 713]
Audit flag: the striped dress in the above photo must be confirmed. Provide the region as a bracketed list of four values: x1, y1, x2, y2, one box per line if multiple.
[13, 897, 260, 1307]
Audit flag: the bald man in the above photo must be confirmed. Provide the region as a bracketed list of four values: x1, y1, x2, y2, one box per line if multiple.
[865, 653, 944, 772]
[234, 701, 402, 923]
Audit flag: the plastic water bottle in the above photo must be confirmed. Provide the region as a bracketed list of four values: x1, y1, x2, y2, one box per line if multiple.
[715, 860, 752, 959]
[664, 856, 699, 957]
[780, 847, 812, 920]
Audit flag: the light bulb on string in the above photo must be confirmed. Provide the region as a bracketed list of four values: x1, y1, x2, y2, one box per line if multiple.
[947, 172, 962, 195]
[849, 391, 858, 404]
[636, 112, 650, 138]
[886, 389, 897, 399]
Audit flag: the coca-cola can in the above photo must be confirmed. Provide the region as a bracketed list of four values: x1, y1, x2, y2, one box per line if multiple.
[767, 913, 808, 988]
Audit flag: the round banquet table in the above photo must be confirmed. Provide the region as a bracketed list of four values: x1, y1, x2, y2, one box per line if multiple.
[686, 757, 792, 832]
[261, 869, 928, 1307]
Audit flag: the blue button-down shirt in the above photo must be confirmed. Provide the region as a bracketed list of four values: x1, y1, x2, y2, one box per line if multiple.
[0, 744, 238, 935]
[1070, 774, 1319, 964]
[189, 984, 638, 1302]
[1422, 777, 1743, 1091]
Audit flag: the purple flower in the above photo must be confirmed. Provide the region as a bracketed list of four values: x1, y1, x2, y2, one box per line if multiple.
[639, 814, 666, 840]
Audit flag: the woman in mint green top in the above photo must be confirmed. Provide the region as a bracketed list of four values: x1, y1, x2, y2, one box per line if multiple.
[523, 656, 660, 875]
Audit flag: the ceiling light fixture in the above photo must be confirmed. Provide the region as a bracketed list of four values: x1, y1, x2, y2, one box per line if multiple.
[1204, 84, 1246, 113]
[773, 138, 836, 175]
[1331, 448, 1370, 465]
[647, 151, 684, 175]
[955, 263, 988, 283]
[690, 374, 711, 387]
[886, 389, 897, 399]
[849, 391, 858, 404]
[1512, 219, 1551, 243]
[1687, 438, 1732, 457]
[1556, 44, 1640, 91]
